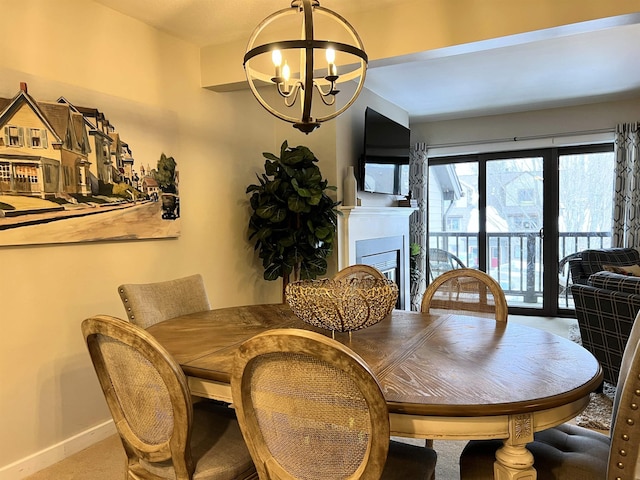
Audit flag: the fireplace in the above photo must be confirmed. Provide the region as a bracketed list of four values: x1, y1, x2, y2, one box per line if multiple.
[337, 207, 415, 310]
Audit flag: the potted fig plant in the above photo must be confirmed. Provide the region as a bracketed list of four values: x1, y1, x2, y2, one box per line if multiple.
[246, 141, 340, 294]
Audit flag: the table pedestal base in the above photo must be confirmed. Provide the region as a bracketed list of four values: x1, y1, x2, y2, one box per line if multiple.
[494, 413, 536, 480]
[494, 445, 536, 479]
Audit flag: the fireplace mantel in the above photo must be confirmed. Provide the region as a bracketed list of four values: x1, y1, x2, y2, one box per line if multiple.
[337, 206, 416, 310]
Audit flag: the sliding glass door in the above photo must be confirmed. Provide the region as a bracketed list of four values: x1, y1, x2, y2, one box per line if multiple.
[558, 146, 616, 310]
[486, 156, 544, 309]
[428, 144, 614, 316]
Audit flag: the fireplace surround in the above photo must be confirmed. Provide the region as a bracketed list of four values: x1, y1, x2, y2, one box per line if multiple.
[337, 206, 415, 310]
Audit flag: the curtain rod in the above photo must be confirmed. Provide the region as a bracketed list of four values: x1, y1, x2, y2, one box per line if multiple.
[425, 127, 615, 149]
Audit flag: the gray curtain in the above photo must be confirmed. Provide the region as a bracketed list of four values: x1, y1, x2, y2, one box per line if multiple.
[409, 143, 428, 310]
[612, 122, 640, 249]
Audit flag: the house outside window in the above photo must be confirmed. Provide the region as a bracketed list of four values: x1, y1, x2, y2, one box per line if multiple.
[446, 216, 462, 231]
[518, 188, 535, 205]
[509, 214, 539, 230]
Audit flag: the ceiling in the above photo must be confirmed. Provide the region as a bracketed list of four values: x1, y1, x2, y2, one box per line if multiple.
[94, 0, 640, 122]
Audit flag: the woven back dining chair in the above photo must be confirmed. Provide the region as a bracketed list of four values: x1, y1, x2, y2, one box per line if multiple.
[459, 309, 640, 479]
[421, 268, 508, 322]
[333, 264, 386, 282]
[118, 273, 210, 328]
[81, 315, 256, 480]
[230, 329, 437, 480]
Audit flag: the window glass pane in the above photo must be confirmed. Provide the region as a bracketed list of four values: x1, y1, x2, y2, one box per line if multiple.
[428, 162, 478, 277]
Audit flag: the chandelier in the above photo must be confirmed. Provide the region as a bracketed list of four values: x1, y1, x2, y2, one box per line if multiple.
[243, 0, 368, 134]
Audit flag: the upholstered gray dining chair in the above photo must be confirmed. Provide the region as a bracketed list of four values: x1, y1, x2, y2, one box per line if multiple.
[118, 273, 210, 328]
[231, 328, 437, 480]
[459, 309, 640, 479]
[82, 315, 256, 480]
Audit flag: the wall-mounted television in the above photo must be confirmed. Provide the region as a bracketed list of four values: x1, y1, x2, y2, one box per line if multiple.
[359, 107, 410, 196]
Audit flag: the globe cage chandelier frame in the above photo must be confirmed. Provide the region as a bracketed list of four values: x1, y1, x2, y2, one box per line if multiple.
[243, 0, 368, 134]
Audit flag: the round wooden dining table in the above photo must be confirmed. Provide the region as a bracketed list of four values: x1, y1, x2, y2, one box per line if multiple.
[147, 303, 602, 480]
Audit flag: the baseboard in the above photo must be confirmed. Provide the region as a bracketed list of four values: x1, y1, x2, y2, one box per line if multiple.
[0, 419, 116, 480]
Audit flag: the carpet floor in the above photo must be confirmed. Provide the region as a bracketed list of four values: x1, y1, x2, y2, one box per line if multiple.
[23, 435, 467, 479]
[568, 323, 614, 431]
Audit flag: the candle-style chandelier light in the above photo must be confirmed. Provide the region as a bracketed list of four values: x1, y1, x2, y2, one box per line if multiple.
[243, 0, 368, 134]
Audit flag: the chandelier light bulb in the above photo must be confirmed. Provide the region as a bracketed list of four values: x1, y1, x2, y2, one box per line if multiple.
[326, 48, 337, 77]
[272, 49, 282, 67]
[326, 48, 335, 63]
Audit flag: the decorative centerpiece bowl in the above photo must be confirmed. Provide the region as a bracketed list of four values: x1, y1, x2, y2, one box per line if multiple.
[285, 277, 399, 333]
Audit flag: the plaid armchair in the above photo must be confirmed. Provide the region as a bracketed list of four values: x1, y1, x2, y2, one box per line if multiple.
[570, 247, 640, 285]
[571, 247, 640, 385]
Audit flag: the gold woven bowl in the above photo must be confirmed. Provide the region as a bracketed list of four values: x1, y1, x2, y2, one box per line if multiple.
[285, 277, 399, 333]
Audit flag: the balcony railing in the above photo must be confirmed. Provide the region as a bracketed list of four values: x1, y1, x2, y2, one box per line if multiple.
[428, 231, 611, 307]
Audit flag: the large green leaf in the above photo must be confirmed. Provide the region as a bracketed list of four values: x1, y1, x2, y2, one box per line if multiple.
[256, 204, 279, 219]
[300, 257, 328, 279]
[264, 159, 279, 176]
[279, 141, 289, 158]
[282, 149, 306, 166]
[279, 163, 295, 178]
[301, 168, 322, 184]
[270, 208, 287, 223]
[291, 178, 312, 198]
[307, 192, 322, 205]
[248, 224, 271, 240]
[287, 195, 307, 213]
[265, 179, 281, 194]
[264, 263, 282, 281]
[314, 225, 332, 240]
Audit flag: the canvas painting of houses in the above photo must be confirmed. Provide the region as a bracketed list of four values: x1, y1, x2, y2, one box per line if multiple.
[0, 82, 180, 247]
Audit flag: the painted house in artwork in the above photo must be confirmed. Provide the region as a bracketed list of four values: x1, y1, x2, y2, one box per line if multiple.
[0, 83, 136, 199]
[57, 98, 115, 191]
[0, 83, 90, 197]
[140, 175, 160, 199]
